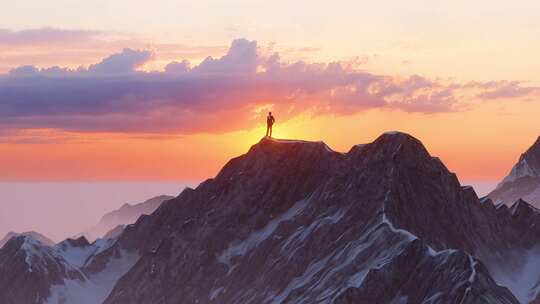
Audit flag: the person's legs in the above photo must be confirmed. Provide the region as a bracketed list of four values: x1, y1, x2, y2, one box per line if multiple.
[266, 125, 270, 137]
[269, 125, 272, 137]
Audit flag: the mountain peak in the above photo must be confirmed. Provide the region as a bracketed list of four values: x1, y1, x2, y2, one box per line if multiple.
[242, 133, 437, 176]
[346, 131, 435, 169]
[0, 231, 55, 248]
[375, 131, 423, 145]
[489, 135, 540, 208]
[510, 198, 540, 217]
[64, 236, 91, 248]
[534, 135, 540, 147]
[497, 135, 540, 188]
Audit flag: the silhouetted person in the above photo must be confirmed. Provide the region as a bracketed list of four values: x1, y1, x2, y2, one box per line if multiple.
[266, 112, 275, 137]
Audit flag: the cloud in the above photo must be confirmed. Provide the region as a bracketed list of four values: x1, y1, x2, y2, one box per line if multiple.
[7, 48, 153, 76]
[0, 27, 230, 75]
[88, 48, 154, 74]
[193, 39, 259, 74]
[0, 38, 538, 136]
[165, 60, 190, 73]
[472, 81, 540, 99]
[0, 27, 103, 46]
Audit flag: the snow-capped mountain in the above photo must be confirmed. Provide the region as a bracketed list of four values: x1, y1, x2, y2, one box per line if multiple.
[490, 136, 540, 208]
[80, 195, 174, 241]
[2, 132, 540, 303]
[0, 234, 136, 304]
[100, 133, 539, 304]
[0, 236, 87, 304]
[0, 195, 172, 303]
[0, 231, 55, 248]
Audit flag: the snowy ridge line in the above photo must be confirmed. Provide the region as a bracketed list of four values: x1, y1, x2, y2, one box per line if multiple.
[459, 255, 478, 304]
[498, 158, 540, 189]
[44, 249, 140, 304]
[217, 194, 313, 269]
[54, 238, 115, 269]
[380, 183, 490, 304]
[269, 216, 417, 304]
[20, 236, 81, 275]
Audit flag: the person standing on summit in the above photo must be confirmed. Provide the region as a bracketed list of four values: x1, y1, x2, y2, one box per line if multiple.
[266, 112, 275, 137]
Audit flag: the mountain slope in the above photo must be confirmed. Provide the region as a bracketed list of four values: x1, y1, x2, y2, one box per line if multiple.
[98, 134, 529, 303]
[490, 136, 540, 208]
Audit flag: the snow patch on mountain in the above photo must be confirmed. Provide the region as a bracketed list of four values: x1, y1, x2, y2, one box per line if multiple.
[280, 208, 345, 260]
[218, 198, 309, 268]
[266, 204, 427, 304]
[55, 239, 115, 268]
[20, 237, 77, 274]
[490, 248, 540, 303]
[271, 222, 416, 303]
[45, 250, 139, 304]
[498, 158, 540, 189]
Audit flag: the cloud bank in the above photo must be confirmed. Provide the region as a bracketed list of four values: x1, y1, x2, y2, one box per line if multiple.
[1, 39, 538, 136]
[0, 27, 104, 46]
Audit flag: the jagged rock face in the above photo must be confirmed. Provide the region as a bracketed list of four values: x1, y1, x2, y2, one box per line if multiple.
[0, 236, 85, 304]
[99, 134, 530, 304]
[0, 233, 136, 304]
[334, 240, 517, 304]
[490, 137, 540, 208]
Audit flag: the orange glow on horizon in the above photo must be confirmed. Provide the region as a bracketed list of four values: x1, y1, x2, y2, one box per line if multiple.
[1, 100, 538, 184]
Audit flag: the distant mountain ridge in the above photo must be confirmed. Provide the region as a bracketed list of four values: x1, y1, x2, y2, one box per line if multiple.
[490, 136, 540, 208]
[81, 195, 174, 241]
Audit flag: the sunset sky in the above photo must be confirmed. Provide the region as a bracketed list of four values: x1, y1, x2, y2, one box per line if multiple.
[1, 0, 540, 187]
